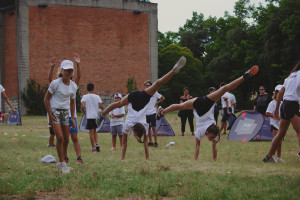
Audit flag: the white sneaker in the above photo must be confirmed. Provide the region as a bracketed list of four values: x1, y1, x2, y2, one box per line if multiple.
[110, 147, 116, 151]
[56, 162, 72, 174]
[277, 157, 285, 162]
[272, 155, 278, 163]
[172, 56, 186, 74]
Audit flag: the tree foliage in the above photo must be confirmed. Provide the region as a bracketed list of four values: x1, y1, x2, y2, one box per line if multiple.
[158, 0, 300, 109]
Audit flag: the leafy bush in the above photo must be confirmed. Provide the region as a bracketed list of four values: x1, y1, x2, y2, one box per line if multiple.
[127, 75, 137, 93]
[21, 79, 48, 115]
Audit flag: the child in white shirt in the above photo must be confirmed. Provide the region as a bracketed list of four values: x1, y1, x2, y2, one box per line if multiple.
[81, 83, 103, 152]
[109, 93, 125, 151]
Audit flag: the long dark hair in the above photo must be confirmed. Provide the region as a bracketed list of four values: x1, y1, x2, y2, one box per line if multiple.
[290, 60, 300, 73]
[133, 123, 146, 143]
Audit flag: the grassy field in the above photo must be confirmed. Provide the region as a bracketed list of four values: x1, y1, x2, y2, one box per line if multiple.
[0, 112, 300, 200]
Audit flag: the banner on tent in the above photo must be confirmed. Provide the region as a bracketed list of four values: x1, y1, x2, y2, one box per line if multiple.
[228, 111, 273, 142]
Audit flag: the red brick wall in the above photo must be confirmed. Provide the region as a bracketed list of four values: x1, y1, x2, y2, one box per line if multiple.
[29, 6, 150, 96]
[4, 10, 18, 97]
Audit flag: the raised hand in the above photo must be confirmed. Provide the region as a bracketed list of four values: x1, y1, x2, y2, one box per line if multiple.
[74, 53, 80, 64]
[50, 57, 57, 67]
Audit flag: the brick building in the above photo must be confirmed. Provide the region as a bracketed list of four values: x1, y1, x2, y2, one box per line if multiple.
[0, 0, 158, 113]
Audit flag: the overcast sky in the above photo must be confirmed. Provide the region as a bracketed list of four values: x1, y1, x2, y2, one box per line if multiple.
[150, 0, 267, 33]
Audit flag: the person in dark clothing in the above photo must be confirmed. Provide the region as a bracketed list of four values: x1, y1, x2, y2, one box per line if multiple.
[254, 85, 272, 115]
[179, 87, 194, 136]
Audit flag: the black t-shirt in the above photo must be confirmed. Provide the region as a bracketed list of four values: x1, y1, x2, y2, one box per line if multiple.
[128, 90, 152, 112]
[254, 94, 272, 115]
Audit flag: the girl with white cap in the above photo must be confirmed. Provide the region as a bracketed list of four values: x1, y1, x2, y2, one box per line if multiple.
[44, 59, 77, 174]
[266, 85, 284, 162]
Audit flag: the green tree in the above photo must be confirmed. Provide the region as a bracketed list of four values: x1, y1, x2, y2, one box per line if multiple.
[158, 44, 205, 106]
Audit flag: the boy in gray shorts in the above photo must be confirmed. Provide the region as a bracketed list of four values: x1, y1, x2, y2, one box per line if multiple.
[109, 93, 125, 151]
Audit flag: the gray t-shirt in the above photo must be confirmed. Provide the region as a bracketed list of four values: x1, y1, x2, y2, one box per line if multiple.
[48, 78, 77, 113]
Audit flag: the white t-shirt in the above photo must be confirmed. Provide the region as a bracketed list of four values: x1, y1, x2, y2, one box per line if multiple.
[221, 92, 231, 108]
[266, 100, 282, 129]
[48, 78, 77, 113]
[229, 93, 236, 113]
[109, 106, 125, 126]
[0, 85, 5, 111]
[146, 92, 162, 115]
[282, 71, 300, 103]
[81, 93, 102, 119]
[123, 103, 149, 135]
[194, 106, 216, 141]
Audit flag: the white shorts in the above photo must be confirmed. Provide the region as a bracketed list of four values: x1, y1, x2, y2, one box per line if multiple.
[194, 123, 212, 141]
[123, 122, 149, 135]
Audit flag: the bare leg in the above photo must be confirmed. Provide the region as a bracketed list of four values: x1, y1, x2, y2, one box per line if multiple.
[220, 122, 227, 135]
[62, 125, 70, 159]
[70, 132, 81, 157]
[94, 131, 98, 144]
[162, 98, 196, 116]
[121, 133, 128, 160]
[102, 95, 129, 116]
[89, 129, 96, 148]
[207, 76, 245, 102]
[112, 135, 117, 148]
[148, 127, 153, 143]
[119, 135, 122, 148]
[49, 134, 55, 146]
[267, 119, 290, 157]
[152, 126, 158, 143]
[53, 124, 64, 162]
[290, 115, 300, 154]
[144, 134, 149, 160]
[145, 57, 186, 96]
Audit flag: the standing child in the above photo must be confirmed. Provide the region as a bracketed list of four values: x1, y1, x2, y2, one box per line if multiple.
[109, 93, 125, 151]
[48, 55, 83, 164]
[44, 60, 77, 174]
[266, 85, 284, 162]
[144, 80, 165, 147]
[81, 83, 103, 152]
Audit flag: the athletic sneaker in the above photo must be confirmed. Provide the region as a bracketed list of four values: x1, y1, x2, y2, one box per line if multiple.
[64, 157, 69, 164]
[297, 152, 300, 157]
[153, 143, 158, 147]
[156, 106, 164, 120]
[111, 147, 116, 151]
[92, 148, 97, 153]
[148, 142, 153, 146]
[172, 56, 186, 74]
[77, 156, 83, 165]
[96, 110, 105, 126]
[56, 162, 70, 174]
[96, 144, 100, 152]
[277, 157, 284, 162]
[243, 65, 259, 80]
[263, 155, 276, 162]
[47, 144, 55, 147]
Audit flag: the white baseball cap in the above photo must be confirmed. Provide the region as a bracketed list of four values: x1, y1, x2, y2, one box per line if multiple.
[114, 93, 122, 98]
[275, 84, 283, 91]
[60, 60, 74, 70]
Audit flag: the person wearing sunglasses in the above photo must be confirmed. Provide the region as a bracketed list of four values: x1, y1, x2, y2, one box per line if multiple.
[254, 85, 272, 115]
[156, 65, 259, 161]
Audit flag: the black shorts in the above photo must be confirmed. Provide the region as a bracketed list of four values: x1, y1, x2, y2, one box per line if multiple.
[86, 119, 97, 130]
[280, 100, 300, 120]
[146, 113, 156, 127]
[193, 96, 215, 117]
[271, 125, 278, 132]
[128, 90, 152, 112]
[49, 127, 55, 135]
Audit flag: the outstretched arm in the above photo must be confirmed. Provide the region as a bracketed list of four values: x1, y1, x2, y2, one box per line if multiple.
[102, 94, 129, 116]
[194, 137, 200, 160]
[212, 141, 217, 161]
[144, 133, 149, 160]
[121, 134, 128, 161]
